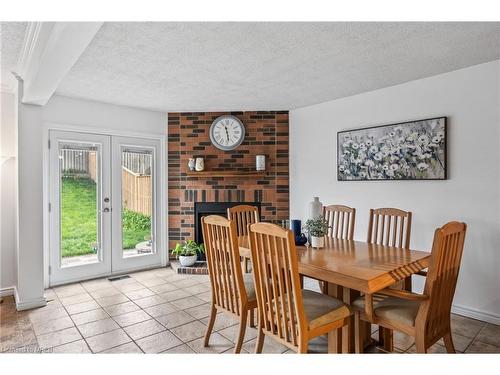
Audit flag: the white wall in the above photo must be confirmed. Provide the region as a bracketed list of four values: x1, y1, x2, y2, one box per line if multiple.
[14, 93, 166, 309]
[1, 91, 18, 296]
[290, 60, 500, 324]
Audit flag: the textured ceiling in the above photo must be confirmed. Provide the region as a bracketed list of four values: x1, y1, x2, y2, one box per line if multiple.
[56, 22, 500, 111]
[0, 22, 27, 89]
[2, 22, 500, 110]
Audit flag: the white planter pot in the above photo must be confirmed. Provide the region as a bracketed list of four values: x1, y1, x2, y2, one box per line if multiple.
[179, 255, 197, 267]
[310, 236, 325, 248]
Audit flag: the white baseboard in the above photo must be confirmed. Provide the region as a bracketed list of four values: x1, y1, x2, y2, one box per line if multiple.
[14, 289, 47, 311]
[452, 304, 500, 326]
[0, 286, 16, 297]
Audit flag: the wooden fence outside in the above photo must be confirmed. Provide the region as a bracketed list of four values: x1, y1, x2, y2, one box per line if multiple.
[61, 149, 152, 216]
[122, 167, 152, 216]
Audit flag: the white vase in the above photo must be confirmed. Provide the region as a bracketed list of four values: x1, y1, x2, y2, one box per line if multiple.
[256, 155, 266, 171]
[188, 158, 196, 171]
[308, 197, 323, 219]
[310, 236, 325, 248]
[195, 158, 204, 171]
[179, 255, 197, 267]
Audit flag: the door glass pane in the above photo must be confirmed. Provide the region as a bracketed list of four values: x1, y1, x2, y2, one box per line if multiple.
[59, 142, 100, 267]
[121, 147, 154, 257]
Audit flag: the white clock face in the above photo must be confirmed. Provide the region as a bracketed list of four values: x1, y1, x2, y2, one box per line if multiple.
[209, 115, 245, 151]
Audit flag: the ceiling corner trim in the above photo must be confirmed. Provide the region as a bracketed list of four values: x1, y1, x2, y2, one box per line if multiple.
[16, 22, 103, 106]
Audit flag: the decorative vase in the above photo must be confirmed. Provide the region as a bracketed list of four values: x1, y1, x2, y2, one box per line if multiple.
[188, 158, 196, 171]
[291, 219, 308, 246]
[179, 255, 197, 267]
[195, 157, 204, 171]
[256, 155, 266, 171]
[310, 236, 325, 248]
[308, 197, 323, 219]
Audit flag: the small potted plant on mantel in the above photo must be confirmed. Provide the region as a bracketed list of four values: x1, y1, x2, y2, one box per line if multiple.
[172, 240, 205, 267]
[304, 217, 329, 248]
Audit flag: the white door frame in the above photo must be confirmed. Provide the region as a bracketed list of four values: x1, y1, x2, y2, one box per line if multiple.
[43, 123, 168, 288]
[48, 130, 112, 285]
[111, 136, 163, 273]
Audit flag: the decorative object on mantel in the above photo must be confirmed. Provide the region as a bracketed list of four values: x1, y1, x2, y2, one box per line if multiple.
[308, 197, 323, 219]
[188, 158, 196, 171]
[195, 157, 205, 172]
[337, 116, 447, 181]
[291, 219, 308, 246]
[186, 170, 266, 178]
[256, 155, 266, 171]
[171, 240, 205, 267]
[304, 217, 329, 249]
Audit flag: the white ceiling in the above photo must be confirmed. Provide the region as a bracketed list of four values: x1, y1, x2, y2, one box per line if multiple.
[0, 22, 27, 90]
[2, 22, 500, 111]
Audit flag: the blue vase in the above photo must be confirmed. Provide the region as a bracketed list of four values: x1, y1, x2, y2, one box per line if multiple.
[291, 220, 308, 246]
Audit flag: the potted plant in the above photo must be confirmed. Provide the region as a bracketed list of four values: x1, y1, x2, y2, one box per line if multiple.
[172, 240, 205, 267]
[304, 217, 329, 248]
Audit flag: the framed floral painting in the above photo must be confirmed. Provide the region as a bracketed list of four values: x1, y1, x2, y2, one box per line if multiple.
[337, 117, 447, 181]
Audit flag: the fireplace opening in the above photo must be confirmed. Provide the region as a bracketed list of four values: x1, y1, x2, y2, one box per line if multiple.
[194, 202, 261, 246]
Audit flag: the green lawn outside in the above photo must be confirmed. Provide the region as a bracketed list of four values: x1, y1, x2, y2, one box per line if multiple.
[61, 177, 151, 257]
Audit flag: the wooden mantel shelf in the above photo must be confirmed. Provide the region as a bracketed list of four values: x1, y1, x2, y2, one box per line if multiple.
[186, 170, 267, 178]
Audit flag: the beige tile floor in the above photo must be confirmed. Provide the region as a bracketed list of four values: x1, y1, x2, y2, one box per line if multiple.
[1, 266, 499, 354]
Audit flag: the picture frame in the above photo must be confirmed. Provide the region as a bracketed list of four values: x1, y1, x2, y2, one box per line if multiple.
[337, 117, 447, 181]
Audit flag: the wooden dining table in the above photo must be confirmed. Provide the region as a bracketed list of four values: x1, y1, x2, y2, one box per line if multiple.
[238, 235, 431, 353]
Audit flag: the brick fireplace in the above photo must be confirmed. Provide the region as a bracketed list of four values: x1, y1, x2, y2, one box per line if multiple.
[167, 111, 289, 253]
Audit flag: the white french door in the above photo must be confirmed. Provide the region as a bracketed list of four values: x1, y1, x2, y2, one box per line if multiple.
[48, 130, 162, 286]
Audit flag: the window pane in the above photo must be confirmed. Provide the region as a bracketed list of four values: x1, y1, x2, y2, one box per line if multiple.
[121, 147, 153, 257]
[59, 142, 100, 267]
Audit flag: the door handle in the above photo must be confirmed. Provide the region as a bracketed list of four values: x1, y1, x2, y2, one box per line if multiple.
[104, 197, 110, 203]
[103, 207, 110, 213]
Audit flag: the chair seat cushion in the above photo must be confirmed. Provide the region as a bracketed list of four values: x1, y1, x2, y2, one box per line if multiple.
[243, 273, 256, 301]
[302, 290, 351, 330]
[352, 294, 421, 327]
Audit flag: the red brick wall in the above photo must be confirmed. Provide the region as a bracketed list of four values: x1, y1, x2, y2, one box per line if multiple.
[167, 111, 289, 250]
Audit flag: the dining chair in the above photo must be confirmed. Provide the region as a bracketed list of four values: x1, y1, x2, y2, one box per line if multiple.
[249, 222, 352, 353]
[367, 207, 413, 346]
[353, 221, 467, 353]
[201, 215, 258, 353]
[228, 204, 260, 273]
[319, 205, 356, 293]
[324, 204, 356, 240]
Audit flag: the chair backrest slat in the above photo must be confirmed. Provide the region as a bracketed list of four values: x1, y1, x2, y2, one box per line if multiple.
[418, 222, 467, 341]
[249, 223, 305, 349]
[367, 207, 412, 248]
[202, 215, 247, 315]
[323, 205, 356, 240]
[227, 205, 260, 237]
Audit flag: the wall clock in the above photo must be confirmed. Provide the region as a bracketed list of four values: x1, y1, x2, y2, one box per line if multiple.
[209, 115, 245, 151]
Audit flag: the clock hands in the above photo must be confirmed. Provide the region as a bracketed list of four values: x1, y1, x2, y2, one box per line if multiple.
[224, 125, 230, 143]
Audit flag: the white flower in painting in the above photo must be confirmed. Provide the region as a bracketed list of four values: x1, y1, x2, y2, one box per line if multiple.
[418, 135, 429, 144]
[390, 164, 399, 171]
[382, 164, 389, 171]
[423, 153, 432, 159]
[359, 171, 367, 178]
[436, 131, 445, 139]
[352, 143, 359, 150]
[407, 132, 418, 142]
[343, 149, 350, 154]
[369, 146, 378, 154]
[366, 139, 373, 146]
[386, 169, 395, 177]
[359, 143, 366, 150]
[381, 145, 390, 154]
[374, 153, 383, 161]
[417, 163, 429, 171]
[344, 169, 351, 175]
[388, 131, 396, 137]
[432, 136, 441, 143]
[339, 165, 345, 172]
[365, 160, 375, 167]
